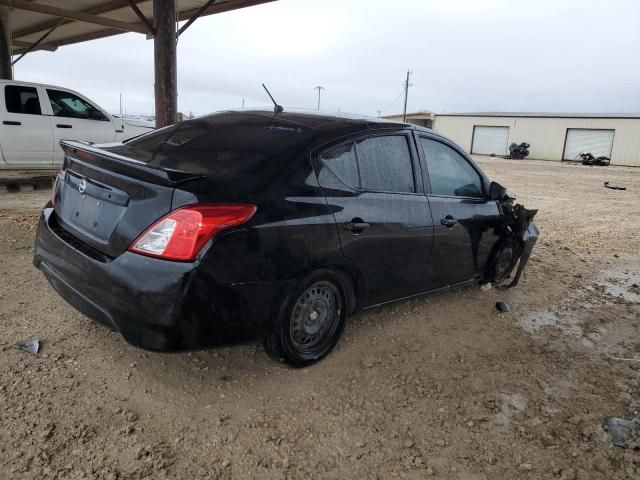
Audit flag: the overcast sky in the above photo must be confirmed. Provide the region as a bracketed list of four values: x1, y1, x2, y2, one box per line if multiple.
[14, 0, 640, 117]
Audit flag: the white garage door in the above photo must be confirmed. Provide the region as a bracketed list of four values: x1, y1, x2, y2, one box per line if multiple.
[563, 129, 614, 161]
[471, 126, 509, 155]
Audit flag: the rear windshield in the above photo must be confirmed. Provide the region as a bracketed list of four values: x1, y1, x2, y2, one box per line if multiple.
[107, 113, 318, 173]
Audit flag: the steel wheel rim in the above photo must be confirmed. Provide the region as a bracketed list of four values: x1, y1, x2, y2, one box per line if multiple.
[290, 281, 341, 354]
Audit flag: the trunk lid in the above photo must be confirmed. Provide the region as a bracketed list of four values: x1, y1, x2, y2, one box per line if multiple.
[54, 141, 202, 258]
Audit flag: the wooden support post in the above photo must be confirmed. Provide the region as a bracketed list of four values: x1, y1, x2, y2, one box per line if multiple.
[153, 0, 177, 128]
[0, 6, 11, 79]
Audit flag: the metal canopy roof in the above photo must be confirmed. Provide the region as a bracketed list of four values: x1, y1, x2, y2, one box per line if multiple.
[2, 0, 275, 55]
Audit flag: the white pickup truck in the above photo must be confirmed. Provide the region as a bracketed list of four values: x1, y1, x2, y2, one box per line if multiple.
[0, 80, 154, 169]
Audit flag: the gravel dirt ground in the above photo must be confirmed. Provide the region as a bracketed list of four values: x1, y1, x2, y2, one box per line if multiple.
[1, 158, 639, 480]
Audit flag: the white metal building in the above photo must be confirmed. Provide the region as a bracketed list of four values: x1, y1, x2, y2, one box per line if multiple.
[433, 113, 640, 167]
[384, 111, 435, 129]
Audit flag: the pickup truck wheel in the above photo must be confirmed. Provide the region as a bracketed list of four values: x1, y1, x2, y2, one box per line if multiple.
[264, 276, 345, 368]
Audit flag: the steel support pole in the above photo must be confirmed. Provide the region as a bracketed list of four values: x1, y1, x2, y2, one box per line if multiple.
[0, 6, 12, 80]
[153, 0, 177, 128]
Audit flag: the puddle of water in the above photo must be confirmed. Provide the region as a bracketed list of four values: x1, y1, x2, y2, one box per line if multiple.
[594, 267, 640, 303]
[518, 264, 639, 336]
[518, 310, 585, 335]
[522, 311, 559, 330]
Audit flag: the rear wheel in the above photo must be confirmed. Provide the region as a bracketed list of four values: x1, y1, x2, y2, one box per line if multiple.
[265, 275, 346, 367]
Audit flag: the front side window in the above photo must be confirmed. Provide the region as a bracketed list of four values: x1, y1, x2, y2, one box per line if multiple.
[46, 89, 108, 121]
[355, 136, 415, 193]
[319, 142, 359, 189]
[420, 137, 483, 198]
[5, 85, 42, 115]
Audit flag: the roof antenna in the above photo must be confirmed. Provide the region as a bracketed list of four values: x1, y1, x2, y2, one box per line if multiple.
[262, 83, 284, 114]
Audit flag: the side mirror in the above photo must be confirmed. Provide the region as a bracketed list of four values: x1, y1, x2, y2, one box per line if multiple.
[488, 181, 507, 201]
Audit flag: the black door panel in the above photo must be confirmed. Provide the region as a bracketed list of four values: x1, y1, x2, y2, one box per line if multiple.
[315, 133, 433, 306]
[425, 197, 500, 289]
[416, 134, 502, 289]
[332, 192, 433, 305]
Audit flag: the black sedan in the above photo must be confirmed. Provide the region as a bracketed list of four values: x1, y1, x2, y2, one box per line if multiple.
[34, 109, 538, 367]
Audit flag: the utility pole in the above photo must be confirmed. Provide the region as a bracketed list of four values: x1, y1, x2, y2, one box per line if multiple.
[314, 86, 325, 110]
[377, 110, 382, 118]
[402, 70, 412, 123]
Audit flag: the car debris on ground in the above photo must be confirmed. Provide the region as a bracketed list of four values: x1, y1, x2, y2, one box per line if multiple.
[480, 282, 493, 292]
[604, 182, 626, 190]
[578, 152, 610, 166]
[603, 400, 640, 449]
[15, 338, 45, 355]
[495, 301, 510, 313]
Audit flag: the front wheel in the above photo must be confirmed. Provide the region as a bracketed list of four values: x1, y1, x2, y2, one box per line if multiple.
[486, 235, 522, 284]
[264, 276, 346, 367]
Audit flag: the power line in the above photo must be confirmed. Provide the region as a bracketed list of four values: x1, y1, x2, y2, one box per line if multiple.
[384, 88, 405, 113]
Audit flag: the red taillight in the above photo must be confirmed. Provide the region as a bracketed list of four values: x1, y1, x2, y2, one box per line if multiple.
[129, 204, 257, 261]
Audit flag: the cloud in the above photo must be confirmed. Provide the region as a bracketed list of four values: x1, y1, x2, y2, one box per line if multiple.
[14, 0, 640, 116]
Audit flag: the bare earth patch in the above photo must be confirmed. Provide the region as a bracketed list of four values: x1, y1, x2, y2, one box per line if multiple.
[1, 158, 639, 479]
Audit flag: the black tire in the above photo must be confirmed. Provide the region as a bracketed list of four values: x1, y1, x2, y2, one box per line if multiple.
[264, 272, 346, 367]
[486, 235, 522, 284]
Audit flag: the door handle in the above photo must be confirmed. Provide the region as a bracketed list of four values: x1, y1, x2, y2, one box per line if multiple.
[3, 120, 21, 126]
[440, 215, 457, 228]
[56, 124, 73, 129]
[343, 220, 370, 233]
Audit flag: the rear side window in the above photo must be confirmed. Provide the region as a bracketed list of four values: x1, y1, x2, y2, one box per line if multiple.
[5, 85, 42, 115]
[420, 137, 483, 198]
[355, 136, 415, 193]
[319, 142, 359, 189]
[46, 89, 108, 121]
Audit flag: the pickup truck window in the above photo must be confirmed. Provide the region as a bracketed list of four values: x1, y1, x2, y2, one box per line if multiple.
[46, 89, 108, 121]
[5, 85, 42, 115]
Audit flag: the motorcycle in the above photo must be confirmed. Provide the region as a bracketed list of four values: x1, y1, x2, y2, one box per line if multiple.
[577, 152, 610, 166]
[508, 142, 530, 159]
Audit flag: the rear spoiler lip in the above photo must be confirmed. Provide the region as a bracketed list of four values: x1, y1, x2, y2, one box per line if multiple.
[60, 140, 204, 186]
